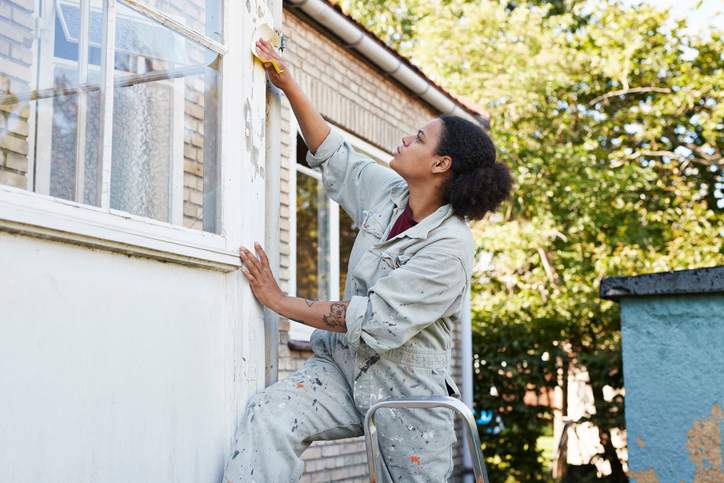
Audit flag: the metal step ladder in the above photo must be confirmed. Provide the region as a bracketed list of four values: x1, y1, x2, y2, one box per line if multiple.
[364, 396, 490, 483]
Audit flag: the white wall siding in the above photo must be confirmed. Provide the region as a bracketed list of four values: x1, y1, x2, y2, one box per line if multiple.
[0, 224, 264, 482]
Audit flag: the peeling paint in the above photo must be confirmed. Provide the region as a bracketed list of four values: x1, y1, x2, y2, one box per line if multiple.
[242, 98, 265, 181]
[629, 468, 659, 483]
[686, 404, 724, 483]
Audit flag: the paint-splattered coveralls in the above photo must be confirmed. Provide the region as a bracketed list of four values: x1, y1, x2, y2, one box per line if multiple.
[223, 126, 474, 482]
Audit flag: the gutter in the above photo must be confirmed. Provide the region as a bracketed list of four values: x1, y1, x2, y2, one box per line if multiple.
[284, 0, 489, 129]
[263, 0, 284, 387]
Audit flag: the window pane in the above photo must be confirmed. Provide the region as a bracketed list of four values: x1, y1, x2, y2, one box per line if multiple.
[296, 171, 330, 301]
[339, 208, 357, 298]
[111, 3, 219, 232]
[0, 0, 102, 202]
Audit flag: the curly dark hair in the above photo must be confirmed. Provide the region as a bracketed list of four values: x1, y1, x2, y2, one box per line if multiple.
[436, 115, 514, 221]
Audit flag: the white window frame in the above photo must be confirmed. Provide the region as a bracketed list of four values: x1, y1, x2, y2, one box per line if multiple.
[35, 2, 186, 224]
[288, 123, 393, 342]
[0, 0, 245, 271]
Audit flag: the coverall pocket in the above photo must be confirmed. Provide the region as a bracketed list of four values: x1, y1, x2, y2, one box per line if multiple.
[380, 251, 412, 269]
[380, 251, 412, 270]
[394, 254, 412, 267]
[360, 209, 386, 239]
[369, 357, 442, 402]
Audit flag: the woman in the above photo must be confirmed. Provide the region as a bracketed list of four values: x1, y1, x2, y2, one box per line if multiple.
[223, 39, 513, 482]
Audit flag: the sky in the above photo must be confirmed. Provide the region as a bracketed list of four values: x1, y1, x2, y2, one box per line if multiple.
[620, 0, 723, 33]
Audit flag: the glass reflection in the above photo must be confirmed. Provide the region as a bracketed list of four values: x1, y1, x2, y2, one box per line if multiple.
[110, 3, 219, 231]
[339, 208, 357, 298]
[296, 172, 330, 301]
[0, 0, 102, 201]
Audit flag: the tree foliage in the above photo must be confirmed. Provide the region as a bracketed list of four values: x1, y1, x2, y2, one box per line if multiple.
[336, 0, 723, 480]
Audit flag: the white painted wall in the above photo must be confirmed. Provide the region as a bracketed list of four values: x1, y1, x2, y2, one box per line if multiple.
[0, 231, 266, 482]
[0, 0, 278, 477]
[0, 0, 283, 478]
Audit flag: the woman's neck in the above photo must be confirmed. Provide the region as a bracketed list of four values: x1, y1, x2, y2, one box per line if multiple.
[407, 183, 445, 222]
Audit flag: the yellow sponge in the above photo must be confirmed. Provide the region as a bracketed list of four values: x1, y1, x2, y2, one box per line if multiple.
[250, 23, 283, 74]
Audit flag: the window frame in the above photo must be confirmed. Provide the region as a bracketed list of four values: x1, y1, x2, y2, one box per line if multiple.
[0, 0, 245, 271]
[288, 124, 393, 342]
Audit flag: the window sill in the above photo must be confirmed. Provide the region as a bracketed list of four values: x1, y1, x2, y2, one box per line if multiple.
[0, 185, 241, 272]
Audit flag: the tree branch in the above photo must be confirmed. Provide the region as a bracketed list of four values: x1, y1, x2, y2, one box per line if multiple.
[588, 86, 671, 106]
[628, 149, 722, 168]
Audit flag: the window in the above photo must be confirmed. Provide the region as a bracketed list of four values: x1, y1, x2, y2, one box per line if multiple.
[289, 127, 393, 342]
[0, 0, 224, 233]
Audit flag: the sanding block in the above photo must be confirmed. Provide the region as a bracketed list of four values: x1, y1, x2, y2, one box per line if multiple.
[250, 23, 283, 75]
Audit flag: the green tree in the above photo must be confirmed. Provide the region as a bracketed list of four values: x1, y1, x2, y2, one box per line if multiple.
[336, 0, 723, 480]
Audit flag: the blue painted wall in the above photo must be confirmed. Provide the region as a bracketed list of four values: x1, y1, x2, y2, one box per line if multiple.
[620, 294, 724, 481]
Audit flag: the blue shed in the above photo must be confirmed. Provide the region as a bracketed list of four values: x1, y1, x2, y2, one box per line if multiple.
[600, 265, 724, 482]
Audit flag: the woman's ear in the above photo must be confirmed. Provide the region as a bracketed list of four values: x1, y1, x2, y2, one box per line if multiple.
[432, 155, 453, 174]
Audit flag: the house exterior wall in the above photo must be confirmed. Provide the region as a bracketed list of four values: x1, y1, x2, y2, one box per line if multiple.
[275, 8, 467, 481]
[0, 230, 268, 482]
[0, 0, 277, 480]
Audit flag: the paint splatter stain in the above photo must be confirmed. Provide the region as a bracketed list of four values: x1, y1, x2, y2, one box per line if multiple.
[291, 418, 298, 432]
[296, 383, 305, 389]
[314, 377, 323, 386]
[409, 455, 421, 465]
[232, 450, 240, 459]
[354, 354, 381, 382]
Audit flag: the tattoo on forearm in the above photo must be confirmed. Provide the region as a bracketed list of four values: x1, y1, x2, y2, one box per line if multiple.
[304, 299, 315, 308]
[321, 302, 348, 330]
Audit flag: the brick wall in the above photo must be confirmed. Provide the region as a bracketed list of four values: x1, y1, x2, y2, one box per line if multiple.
[0, 0, 33, 189]
[275, 7, 467, 481]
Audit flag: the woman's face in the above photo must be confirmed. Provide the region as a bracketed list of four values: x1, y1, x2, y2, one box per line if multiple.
[390, 118, 450, 182]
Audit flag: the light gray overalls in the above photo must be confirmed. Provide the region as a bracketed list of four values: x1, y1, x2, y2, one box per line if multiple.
[222, 126, 474, 482]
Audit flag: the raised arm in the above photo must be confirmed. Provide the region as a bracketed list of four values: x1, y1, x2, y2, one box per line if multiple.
[255, 38, 403, 224]
[254, 38, 328, 155]
[285, 80, 330, 156]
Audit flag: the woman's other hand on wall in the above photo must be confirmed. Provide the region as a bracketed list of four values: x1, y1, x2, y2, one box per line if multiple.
[239, 242, 286, 312]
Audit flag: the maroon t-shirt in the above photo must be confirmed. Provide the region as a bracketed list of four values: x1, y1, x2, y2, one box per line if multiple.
[386, 202, 418, 240]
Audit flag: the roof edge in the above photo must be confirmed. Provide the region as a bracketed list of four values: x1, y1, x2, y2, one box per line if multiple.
[600, 266, 724, 301]
[284, 0, 489, 127]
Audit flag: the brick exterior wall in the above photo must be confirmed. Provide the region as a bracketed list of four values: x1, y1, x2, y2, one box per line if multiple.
[0, 0, 33, 189]
[276, 8, 467, 481]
